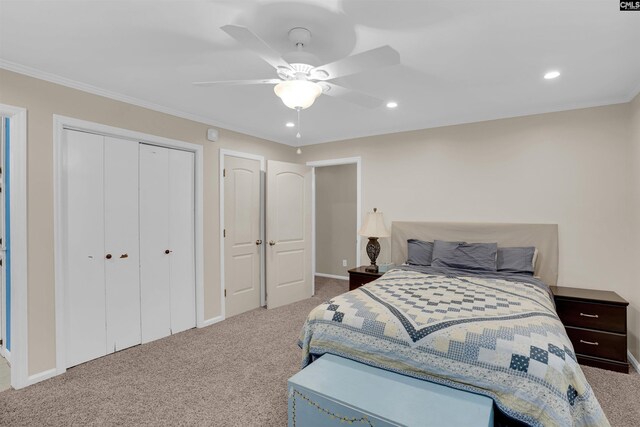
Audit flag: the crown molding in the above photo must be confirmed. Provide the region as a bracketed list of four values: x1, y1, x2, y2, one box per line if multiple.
[296, 94, 634, 146]
[2, 59, 638, 148]
[0, 59, 284, 144]
[627, 81, 640, 103]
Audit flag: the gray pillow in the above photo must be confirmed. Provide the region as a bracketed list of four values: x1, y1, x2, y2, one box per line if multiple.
[406, 239, 433, 266]
[497, 247, 536, 275]
[431, 240, 498, 271]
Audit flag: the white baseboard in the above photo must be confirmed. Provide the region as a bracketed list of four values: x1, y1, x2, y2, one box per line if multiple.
[628, 351, 640, 373]
[200, 315, 224, 328]
[315, 273, 349, 281]
[24, 367, 57, 388]
[0, 347, 10, 364]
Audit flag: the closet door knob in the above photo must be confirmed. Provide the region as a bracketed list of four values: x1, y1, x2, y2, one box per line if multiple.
[105, 254, 112, 260]
[269, 240, 276, 246]
[165, 249, 172, 254]
[120, 253, 128, 259]
[256, 240, 263, 245]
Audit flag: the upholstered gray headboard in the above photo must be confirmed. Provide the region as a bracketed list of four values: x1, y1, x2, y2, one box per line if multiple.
[391, 222, 559, 286]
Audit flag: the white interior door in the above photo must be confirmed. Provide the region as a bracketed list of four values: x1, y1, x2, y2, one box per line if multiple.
[224, 156, 262, 317]
[139, 144, 171, 343]
[104, 137, 141, 352]
[266, 160, 312, 309]
[168, 149, 196, 333]
[63, 129, 107, 367]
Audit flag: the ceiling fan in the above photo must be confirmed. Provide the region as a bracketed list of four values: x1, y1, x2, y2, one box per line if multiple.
[193, 25, 401, 110]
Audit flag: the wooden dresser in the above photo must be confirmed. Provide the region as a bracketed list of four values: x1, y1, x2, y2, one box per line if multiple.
[551, 286, 629, 373]
[348, 266, 384, 291]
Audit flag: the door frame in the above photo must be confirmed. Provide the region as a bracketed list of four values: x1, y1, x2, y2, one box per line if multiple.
[53, 115, 205, 379]
[0, 103, 28, 389]
[0, 118, 5, 357]
[219, 149, 266, 318]
[306, 157, 362, 288]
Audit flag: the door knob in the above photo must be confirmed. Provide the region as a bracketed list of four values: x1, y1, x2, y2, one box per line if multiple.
[165, 249, 172, 254]
[105, 254, 112, 260]
[120, 253, 128, 259]
[256, 240, 263, 245]
[269, 240, 276, 246]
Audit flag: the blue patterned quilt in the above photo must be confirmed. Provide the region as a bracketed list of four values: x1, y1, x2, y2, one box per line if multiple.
[300, 267, 608, 427]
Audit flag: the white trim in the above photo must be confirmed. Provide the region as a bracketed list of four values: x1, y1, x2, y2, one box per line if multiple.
[25, 368, 57, 387]
[315, 273, 349, 281]
[0, 116, 3, 360]
[52, 115, 205, 382]
[306, 157, 362, 168]
[219, 149, 266, 317]
[0, 248, 5, 358]
[628, 351, 640, 374]
[219, 149, 266, 169]
[0, 347, 10, 364]
[310, 167, 316, 295]
[628, 81, 640, 104]
[0, 117, 5, 251]
[307, 157, 362, 282]
[0, 103, 28, 390]
[3, 60, 638, 148]
[200, 315, 224, 328]
[0, 60, 279, 145]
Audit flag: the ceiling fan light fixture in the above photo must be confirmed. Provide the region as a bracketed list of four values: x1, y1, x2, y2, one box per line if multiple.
[544, 70, 561, 80]
[274, 80, 322, 110]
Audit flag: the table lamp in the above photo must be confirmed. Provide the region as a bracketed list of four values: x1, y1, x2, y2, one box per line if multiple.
[358, 208, 390, 273]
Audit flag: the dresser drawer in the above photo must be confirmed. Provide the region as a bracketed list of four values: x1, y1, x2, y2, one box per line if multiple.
[555, 299, 626, 333]
[565, 327, 627, 362]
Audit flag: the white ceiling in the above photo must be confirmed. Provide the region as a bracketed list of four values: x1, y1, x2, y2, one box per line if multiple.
[1, 0, 639, 146]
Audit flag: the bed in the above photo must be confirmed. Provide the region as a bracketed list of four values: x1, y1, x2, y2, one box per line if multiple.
[299, 222, 608, 427]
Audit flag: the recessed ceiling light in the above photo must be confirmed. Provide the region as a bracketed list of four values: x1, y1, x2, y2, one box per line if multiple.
[386, 101, 398, 109]
[544, 71, 560, 80]
[285, 122, 295, 128]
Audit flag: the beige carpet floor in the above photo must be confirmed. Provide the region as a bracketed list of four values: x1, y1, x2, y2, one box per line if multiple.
[0, 277, 638, 426]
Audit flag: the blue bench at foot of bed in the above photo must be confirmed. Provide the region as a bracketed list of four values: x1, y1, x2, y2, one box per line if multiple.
[288, 354, 494, 427]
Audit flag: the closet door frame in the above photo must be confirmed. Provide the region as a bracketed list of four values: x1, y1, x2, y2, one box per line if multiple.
[53, 115, 205, 378]
[0, 104, 27, 390]
[219, 149, 266, 319]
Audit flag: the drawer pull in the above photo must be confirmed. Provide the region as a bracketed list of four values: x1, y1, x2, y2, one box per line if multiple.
[579, 312, 599, 318]
[579, 339, 599, 346]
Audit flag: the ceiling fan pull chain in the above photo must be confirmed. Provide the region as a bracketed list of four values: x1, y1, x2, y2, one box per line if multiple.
[296, 107, 302, 154]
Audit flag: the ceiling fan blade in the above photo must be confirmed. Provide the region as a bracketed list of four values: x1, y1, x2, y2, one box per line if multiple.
[221, 25, 292, 71]
[311, 46, 400, 80]
[193, 79, 282, 87]
[321, 83, 384, 109]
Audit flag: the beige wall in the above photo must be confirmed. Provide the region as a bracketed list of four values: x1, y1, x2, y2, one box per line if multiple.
[0, 69, 297, 375]
[3, 64, 639, 377]
[315, 164, 357, 276]
[300, 103, 640, 361]
[629, 92, 640, 361]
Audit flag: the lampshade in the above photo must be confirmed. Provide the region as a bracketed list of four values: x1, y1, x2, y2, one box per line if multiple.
[358, 208, 390, 238]
[274, 80, 322, 110]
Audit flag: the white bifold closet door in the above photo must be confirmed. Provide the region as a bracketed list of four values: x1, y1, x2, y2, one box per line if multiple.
[139, 144, 196, 344]
[63, 130, 141, 368]
[104, 137, 141, 353]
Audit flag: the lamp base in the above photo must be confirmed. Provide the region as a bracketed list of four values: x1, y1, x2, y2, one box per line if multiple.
[365, 237, 380, 273]
[365, 265, 379, 273]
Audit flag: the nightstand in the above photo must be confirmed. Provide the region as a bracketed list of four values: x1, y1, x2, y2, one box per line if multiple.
[550, 286, 629, 373]
[348, 266, 384, 291]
